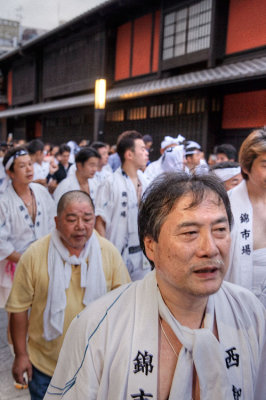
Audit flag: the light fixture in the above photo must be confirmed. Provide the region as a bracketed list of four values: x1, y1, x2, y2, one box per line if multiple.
[95, 79, 106, 110]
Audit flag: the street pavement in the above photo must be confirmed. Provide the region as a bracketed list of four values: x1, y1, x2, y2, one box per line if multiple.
[0, 308, 30, 400]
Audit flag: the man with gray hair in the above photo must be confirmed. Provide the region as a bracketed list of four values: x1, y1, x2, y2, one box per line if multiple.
[6, 190, 130, 400]
[45, 173, 265, 400]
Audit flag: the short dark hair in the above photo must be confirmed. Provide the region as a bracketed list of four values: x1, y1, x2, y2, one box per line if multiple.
[210, 161, 240, 171]
[27, 139, 44, 154]
[215, 144, 237, 161]
[117, 130, 143, 163]
[3, 146, 28, 172]
[239, 127, 266, 180]
[138, 172, 233, 268]
[91, 141, 107, 151]
[59, 144, 71, 155]
[57, 190, 95, 216]
[75, 147, 100, 165]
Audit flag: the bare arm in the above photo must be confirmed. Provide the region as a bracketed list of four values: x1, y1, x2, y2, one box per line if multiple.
[10, 311, 32, 384]
[95, 216, 106, 237]
[6, 251, 21, 263]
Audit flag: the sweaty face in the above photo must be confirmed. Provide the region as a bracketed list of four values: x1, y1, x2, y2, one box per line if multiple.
[55, 200, 95, 254]
[9, 155, 34, 184]
[131, 139, 148, 169]
[78, 157, 99, 179]
[224, 173, 243, 191]
[144, 192, 231, 301]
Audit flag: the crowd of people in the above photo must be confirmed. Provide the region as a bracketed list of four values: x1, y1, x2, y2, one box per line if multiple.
[0, 127, 265, 399]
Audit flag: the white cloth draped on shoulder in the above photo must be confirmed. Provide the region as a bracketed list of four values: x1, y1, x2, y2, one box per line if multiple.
[45, 271, 266, 399]
[43, 229, 106, 341]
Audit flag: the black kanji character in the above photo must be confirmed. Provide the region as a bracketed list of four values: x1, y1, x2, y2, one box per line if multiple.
[225, 347, 239, 368]
[240, 213, 249, 223]
[131, 389, 153, 399]
[232, 385, 242, 399]
[133, 351, 153, 376]
[240, 229, 250, 240]
[241, 245, 251, 255]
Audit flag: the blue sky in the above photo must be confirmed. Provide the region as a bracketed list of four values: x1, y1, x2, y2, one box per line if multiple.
[0, 0, 106, 30]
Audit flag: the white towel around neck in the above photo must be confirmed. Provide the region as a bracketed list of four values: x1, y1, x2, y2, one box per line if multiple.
[43, 229, 106, 341]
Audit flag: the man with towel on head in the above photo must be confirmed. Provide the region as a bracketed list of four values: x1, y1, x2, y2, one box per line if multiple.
[225, 128, 266, 307]
[45, 173, 265, 400]
[6, 190, 130, 400]
[144, 135, 185, 183]
[210, 161, 242, 191]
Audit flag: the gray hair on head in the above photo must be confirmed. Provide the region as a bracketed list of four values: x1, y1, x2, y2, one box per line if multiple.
[57, 190, 94, 216]
[138, 172, 233, 268]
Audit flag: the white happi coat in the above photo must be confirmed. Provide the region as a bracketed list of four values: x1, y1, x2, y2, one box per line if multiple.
[95, 167, 150, 281]
[33, 161, 50, 180]
[0, 183, 56, 306]
[45, 271, 266, 400]
[53, 172, 98, 205]
[144, 156, 163, 183]
[225, 180, 266, 306]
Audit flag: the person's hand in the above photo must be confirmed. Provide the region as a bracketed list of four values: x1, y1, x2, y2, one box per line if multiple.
[12, 354, 32, 384]
[49, 160, 58, 175]
[48, 179, 58, 194]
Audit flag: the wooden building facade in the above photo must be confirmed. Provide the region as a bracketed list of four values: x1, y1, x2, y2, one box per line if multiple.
[0, 0, 265, 158]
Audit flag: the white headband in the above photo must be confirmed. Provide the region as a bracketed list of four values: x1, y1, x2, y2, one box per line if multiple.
[5, 149, 29, 171]
[213, 167, 241, 182]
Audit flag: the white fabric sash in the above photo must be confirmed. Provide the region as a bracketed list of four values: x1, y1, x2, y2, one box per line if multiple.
[127, 272, 245, 400]
[120, 170, 145, 272]
[226, 180, 253, 289]
[43, 229, 106, 341]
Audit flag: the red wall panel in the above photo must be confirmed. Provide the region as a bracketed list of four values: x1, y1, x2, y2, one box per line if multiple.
[132, 14, 152, 77]
[115, 22, 131, 81]
[35, 120, 42, 138]
[222, 90, 266, 129]
[152, 11, 160, 72]
[226, 0, 266, 54]
[0, 105, 6, 111]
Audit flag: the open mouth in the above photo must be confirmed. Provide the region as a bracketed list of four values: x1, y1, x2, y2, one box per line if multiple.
[194, 267, 218, 274]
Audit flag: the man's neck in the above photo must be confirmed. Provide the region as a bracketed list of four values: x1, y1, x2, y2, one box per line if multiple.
[76, 170, 88, 185]
[122, 161, 138, 179]
[12, 181, 31, 197]
[157, 277, 208, 329]
[246, 180, 266, 203]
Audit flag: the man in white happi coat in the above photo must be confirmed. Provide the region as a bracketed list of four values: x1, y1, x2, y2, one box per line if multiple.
[6, 190, 130, 399]
[91, 141, 113, 185]
[225, 128, 266, 307]
[28, 139, 51, 186]
[144, 135, 185, 183]
[95, 130, 149, 281]
[53, 147, 100, 205]
[0, 147, 56, 307]
[45, 172, 265, 400]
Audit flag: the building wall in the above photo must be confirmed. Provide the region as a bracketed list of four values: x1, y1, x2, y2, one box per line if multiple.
[222, 90, 266, 129]
[226, 0, 266, 54]
[115, 11, 160, 81]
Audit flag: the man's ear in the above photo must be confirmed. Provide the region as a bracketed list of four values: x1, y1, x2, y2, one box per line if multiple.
[143, 236, 156, 263]
[54, 216, 58, 230]
[124, 148, 133, 161]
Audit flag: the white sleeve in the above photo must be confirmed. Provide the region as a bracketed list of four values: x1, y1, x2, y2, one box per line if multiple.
[0, 200, 15, 259]
[94, 178, 114, 228]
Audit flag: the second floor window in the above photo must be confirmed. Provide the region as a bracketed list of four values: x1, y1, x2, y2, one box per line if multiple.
[163, 0, 212, 60]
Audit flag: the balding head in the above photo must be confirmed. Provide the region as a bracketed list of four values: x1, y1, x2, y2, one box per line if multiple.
[57, 190, 94, 217]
